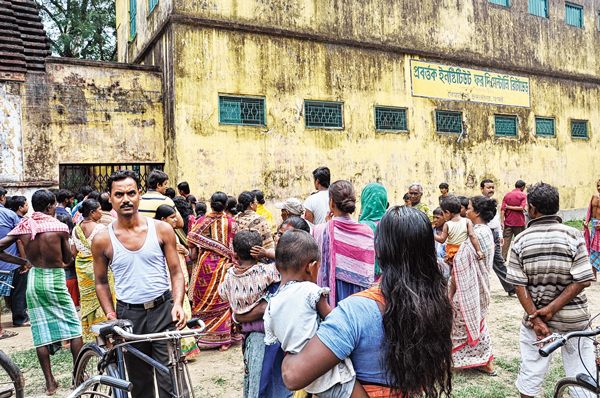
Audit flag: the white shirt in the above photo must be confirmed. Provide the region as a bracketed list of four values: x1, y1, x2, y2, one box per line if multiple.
[304, 190, 330, 225]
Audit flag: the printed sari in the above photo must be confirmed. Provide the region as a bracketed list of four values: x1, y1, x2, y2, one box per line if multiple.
[584, 197, 600, 271]
[358, 183, 388, 276]
[188, 211, 242, 346]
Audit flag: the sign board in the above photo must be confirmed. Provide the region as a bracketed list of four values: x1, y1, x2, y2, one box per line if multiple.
[411, 60, 531, 108]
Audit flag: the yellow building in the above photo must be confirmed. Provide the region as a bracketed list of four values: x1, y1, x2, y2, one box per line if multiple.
[114, 0, 599, 214]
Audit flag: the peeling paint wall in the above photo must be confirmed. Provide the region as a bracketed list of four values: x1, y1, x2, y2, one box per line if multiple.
[0, 83, 24, 182]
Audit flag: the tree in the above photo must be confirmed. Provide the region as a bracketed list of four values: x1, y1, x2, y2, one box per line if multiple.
[35, 0, 117, 61]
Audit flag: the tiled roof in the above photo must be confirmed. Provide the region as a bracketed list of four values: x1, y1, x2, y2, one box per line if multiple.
[0, 0, 51, 81]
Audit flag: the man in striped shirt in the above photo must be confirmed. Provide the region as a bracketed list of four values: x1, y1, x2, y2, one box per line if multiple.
[138, 170, 183, 228]
[507, 183, 595, 398]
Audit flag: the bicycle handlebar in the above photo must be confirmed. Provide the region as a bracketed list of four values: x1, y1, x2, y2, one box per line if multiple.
[112, 319, 206, 342]
[539, 327, 600, 357]
[0, 270, 12, 276]
[67, 375, 132, 398]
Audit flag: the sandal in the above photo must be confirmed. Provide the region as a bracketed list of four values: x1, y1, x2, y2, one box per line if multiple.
[0, 330, 18, 340]
[477, 368, 498, 376]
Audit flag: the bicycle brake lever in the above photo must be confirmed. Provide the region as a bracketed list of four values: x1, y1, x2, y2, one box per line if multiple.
[532, 333, 562, 346]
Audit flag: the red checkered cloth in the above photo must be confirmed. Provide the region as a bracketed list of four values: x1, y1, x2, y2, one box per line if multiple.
[9, 212, 69, 240]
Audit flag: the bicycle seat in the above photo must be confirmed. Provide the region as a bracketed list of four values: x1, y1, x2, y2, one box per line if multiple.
[91, 319, 134, 337]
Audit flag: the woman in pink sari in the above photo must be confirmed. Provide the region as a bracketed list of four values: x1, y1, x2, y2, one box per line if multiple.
[187, 192, 241, 351]
[312, 180, 376, 308]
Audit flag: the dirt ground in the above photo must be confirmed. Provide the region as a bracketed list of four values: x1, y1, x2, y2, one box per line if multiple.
[2, 274, 600, 398]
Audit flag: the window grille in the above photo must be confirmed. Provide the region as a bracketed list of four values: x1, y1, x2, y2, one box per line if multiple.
[571, 120, 588, 138]
[489, 0, 510, 6]
[565, 3, 584, 27]
[375, 106, 408, 132]
[529, 0, 548, 17]
[218, 96, 266, 126]
[535, 117, 555, 137]
[495, 115, 518, 137]
[149, 0, 159, 12]
[304, 100, 344, 129]
[59, 163, 164, 194]
[435, 111, 462, 134]
[129, 0, 137, 39]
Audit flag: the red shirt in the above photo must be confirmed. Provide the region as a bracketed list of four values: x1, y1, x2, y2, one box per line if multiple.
[501, 189, 527, 227]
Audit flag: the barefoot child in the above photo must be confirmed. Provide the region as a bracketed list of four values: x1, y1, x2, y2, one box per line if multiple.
[434, 196, 484, 265]
[264, 229, 367, 398]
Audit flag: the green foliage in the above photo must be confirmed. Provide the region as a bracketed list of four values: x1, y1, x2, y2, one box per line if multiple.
[35, 0, 117, 61]
[564, 218, 585, 231]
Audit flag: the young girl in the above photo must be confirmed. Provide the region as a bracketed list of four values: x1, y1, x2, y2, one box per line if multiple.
[155, 205, 200, 359]
[434, 196, 484, 264]
[264, 229, 367, 398]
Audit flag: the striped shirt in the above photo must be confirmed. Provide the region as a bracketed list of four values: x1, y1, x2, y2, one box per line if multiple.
[138, 190, 175, 218]
[507, 215, 594, 332]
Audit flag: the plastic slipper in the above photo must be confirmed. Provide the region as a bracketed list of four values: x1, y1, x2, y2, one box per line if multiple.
[0, 330, 18, 340]
[477, 368, 498, 376]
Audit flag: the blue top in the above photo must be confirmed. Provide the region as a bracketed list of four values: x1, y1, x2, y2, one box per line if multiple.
[55, 206, 70, 217]
[71, 201, 82, 216]
[316, 296, 387, 384]
[0, 204, 21, 271]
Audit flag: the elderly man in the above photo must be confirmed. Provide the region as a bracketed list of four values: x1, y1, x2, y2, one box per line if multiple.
[408, 183, 432, 221]
[275, 198, 305, 221]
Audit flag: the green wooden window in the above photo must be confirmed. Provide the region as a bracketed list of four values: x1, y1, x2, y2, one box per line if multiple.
[566, 3, 584, 27]
[129, 0, 137, 39]
[218, 95, 266, 126]
[495, 115, 518, 137]
[375, 106, 407, 132]
[149, 0, 159, 12]
[535, 117, 555, 136]
[529, 0, 548, 17]
[571, 120, 588, 138]
[304, 100, 343, 129]
[489, 0, 510, 6]
[435, 111, 462, 134]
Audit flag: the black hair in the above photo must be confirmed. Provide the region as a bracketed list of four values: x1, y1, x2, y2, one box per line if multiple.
[81, 199, 100, 218]
[280, 217, 310, 233]
[515, 180, 526, 189]
[81, 186, 94, 196]
[99, 192, 112, 212]
[528, 183, 559, 215]
[148, 170, 169, 190]
[87, 191, 100, 201]
[49, 188, 60, 195]
[31, 189, 56, 213]
[312, 167, 331, 189]
[469, 196, 497, 223]
[440, 196, 461, 214]
[177, 182, 190, 195]
[403, 192, 410, 201]
[329, 180, 356, 214]
[4, 196, 12, 209]
[375, 206, 452, 397]
[165, 188, 176, 199]
[173, 197, 194, 234]
[210, 192, 228, 212]
[0, 186, 8, 200]
[233, 230, 263, 261]
[56, 213, 74, 234]
[439, 183, 449, 190]
[457, 196, 469, 209]
[432, 207, 443, 216]
[226, 196, 238, 216]
[107, 170, 141, 193]
[480, 179, 494, 189]
[237, 191, 255, 213]
[252, 190, 265, 205]
[186, 195, 197, 206]
[195, 202, 207, 217]
[275, 229, 321, 272]
[57, 189, 74, 204]
[8, 196, 26, 213]
[155, 204, 176, 221]
[75, 192, 85, 203]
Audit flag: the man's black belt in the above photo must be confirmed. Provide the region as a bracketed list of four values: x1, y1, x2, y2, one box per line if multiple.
[117, 290, 172, 310]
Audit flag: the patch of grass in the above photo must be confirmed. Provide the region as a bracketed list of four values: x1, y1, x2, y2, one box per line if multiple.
[10, 347, 74, 395]
[564, 218, 584, 231]
[211, 376, 227, 387]
[494, 357, 520, 374]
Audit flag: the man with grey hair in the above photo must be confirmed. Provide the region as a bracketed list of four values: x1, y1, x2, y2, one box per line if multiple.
[408, 183, 432, 221]
[275, 198, 305, 221]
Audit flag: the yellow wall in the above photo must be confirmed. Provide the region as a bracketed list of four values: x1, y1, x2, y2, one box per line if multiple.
[170, 25, 599, 212]
[21, 60, 164, 183]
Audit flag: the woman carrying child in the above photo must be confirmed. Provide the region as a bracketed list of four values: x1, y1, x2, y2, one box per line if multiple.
[451, 196, 497, 375]
[313, 181, 375, 308]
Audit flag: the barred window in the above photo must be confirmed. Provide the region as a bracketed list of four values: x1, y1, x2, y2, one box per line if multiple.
[375, 106, 408, 132]
[495, 115, 518, 137]
[571, 120, 588, 139]
[435, 111, 462, 134]
[565, 3, 584, 27]
[535, 117, 555, 137]
[59, 164, 163, 194]
[219, 95, 266, 126]
[129, 0, 137, 39]
[304, 100, 344, 129]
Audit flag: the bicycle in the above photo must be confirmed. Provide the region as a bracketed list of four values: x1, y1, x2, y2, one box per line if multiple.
[536, 327, 600, 397]
[73, 318, 206, 398]
[0, 269, 24, 398]
[67, 375, 132, 398]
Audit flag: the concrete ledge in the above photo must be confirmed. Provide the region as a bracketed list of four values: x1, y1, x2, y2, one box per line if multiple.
[558, 208, 586, 222]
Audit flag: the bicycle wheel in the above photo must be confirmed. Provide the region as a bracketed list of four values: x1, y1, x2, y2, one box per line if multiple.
[0, 349, 24, 398]
[554, 376, 599, 398]
[73, 344, 115, 398]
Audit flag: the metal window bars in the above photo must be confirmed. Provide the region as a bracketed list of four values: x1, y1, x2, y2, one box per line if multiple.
[375, 106, 408, 131]
[565, 2, 584, 27]
[435, 111, 462, 134]
[218, 96, 266, 126]
[571, 120, 588, 138]
[59, 163, 164, 194]
[495, 115, 518, 136]
[304, 100, 343, 129]
[535, 117, 555, 136]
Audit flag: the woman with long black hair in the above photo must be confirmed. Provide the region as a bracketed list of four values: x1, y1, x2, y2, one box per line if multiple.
[282, 206, 453, 397]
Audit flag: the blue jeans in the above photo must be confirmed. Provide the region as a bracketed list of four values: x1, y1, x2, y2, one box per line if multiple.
[10, 268, 29, 326]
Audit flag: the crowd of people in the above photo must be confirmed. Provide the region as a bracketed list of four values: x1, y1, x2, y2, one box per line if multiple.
[0, 167, 597, 398]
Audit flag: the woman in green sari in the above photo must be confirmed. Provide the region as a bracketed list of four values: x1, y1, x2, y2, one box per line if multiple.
[358, 183, 388, 278]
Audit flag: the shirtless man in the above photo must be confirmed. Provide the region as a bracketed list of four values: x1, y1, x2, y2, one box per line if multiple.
[0, 189, 83, 395]
[583, 179, 600, 274]
[92, 169, 186, 398]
